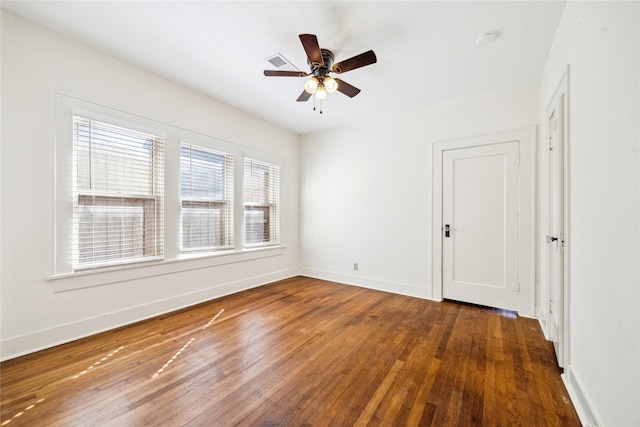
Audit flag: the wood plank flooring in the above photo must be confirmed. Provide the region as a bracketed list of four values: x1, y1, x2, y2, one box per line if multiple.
[1, 277, 580, 426]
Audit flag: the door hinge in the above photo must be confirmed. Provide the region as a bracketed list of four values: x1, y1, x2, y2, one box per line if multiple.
[549, 299, 553, 313]
[548, 137, 553, 151]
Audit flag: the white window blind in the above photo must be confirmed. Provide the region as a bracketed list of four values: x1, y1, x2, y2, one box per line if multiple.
[244, 158, 280, 246]
[180, 143, 234, 252]
[73, 116, 164, 269]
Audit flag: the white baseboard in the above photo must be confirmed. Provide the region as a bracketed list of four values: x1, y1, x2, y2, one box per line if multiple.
[562, 364, 601, 427]
[300, 267, 432, 300]
[0, 268, 298, 361]
[538, 317, 550, 340]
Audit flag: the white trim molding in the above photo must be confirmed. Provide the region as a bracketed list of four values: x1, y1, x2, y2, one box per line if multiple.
[563, 365, 601, 426]
[543, 65, 571, 370]
[48, 245, 286, 292]
[300, 268, 431, 300]
[432, 126, 537, 317]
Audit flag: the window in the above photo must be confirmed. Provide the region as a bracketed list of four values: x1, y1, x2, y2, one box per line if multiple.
[244, 158, 280, 246]
[180, 143, 234, 252]
[73, 116, 164, 268]
[53, 95, 286, 290]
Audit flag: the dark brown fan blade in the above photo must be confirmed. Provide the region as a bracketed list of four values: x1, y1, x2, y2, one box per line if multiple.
[299, 34, 324, 67]
[264, 70, 308, 77]
[296, 90, 312, 102]
[332, 50, 377, 74]
[334, 78, 361, 98]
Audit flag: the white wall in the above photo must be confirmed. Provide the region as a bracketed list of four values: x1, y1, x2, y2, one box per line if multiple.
[0, 12, 299, 360]
[300, 85, 539, 302]
[539, 1, 639, 425]
[4, 5, 639, 424]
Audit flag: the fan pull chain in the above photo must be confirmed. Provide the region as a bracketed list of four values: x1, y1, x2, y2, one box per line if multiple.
[311, 93, 323, 114]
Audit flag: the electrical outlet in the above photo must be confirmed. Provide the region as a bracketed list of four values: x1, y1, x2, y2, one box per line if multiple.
[353, 262, 359, 271]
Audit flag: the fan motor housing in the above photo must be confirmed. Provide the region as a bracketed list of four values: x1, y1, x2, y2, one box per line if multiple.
[308, 48, 335, 76]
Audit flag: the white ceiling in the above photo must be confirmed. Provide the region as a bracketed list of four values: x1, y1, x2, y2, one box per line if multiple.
[2, 1, 566, 135]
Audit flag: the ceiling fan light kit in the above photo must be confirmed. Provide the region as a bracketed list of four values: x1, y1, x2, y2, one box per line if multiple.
[264, 34, 377, 114]
[304, 76, 338, 95]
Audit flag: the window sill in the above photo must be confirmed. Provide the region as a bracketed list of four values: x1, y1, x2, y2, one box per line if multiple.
[47, 245, 286, 293]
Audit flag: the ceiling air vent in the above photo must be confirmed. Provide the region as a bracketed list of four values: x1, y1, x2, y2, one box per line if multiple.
[264, 53, 301, 72]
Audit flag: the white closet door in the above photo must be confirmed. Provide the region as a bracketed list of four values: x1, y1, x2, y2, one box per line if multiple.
[442, 141, 520, 311]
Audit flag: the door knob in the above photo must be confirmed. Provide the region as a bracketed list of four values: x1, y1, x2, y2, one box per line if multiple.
[444, 224, 450, 238]
[546, 235, 558, 243]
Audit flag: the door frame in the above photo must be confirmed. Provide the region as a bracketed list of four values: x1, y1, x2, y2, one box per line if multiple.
[432, 126, 536, 317]
[544, 68, 570, 368]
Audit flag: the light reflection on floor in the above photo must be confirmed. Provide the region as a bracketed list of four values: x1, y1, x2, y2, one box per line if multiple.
[2, 345, 127, 424]
[152, 337, 195, 379]
[496, 308, 518, 319]
[236, 311, 272, 379]
[1, 398, 45, 426]
[203, 309, 224, 330]
[152, 308, 225, 379]
[3, 307, 227, 424]
[73, 346, 125, 379]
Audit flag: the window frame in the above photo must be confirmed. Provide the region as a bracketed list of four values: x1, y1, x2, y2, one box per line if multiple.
[50, 94, 285, 292]
[243, 157, 281, 248]
[179, 142, 235, 254]
[72, 115, 165, 271]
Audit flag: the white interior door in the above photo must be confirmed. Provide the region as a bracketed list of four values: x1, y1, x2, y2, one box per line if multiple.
[547, 101, 565, 367]
[442, 141, 520, 311]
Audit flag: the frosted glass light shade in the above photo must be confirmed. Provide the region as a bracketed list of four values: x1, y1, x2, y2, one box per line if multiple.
[324, 76, 338, 93]
[304, 77, 319, 94]
[315, 84, 327, 100]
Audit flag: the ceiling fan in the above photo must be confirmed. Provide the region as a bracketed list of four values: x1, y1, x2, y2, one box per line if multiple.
[264, 34, 377, 110]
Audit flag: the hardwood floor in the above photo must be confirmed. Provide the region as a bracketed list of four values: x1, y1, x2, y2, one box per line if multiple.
[1, 277, 580, 426]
